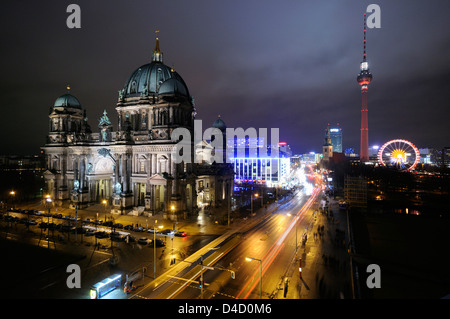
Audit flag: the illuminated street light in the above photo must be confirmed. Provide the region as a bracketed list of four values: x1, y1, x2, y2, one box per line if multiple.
[10, 190, 16, 210]
[102, 199, 108, 223]
[44, 195, 53, 249]
[251, 193, 259, 217]
[245, 256, 262, 299]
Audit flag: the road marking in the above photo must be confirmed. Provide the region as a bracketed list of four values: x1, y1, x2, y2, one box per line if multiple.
[166, 252, 223, 299]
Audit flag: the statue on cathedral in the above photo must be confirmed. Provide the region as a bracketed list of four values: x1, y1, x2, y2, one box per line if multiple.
[114, 182, 122, 194]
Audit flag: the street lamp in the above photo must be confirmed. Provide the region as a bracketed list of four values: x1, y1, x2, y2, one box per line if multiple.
[45, 195, 53, 249]
[9, 190, 15, 210]
[152, 220, 164, 279]
[251, 193, 258, 217]
[245, 256, 262, 299]
[102, 199, 108, 222]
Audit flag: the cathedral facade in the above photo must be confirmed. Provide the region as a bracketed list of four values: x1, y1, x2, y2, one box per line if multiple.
[42, 35, 234, 219]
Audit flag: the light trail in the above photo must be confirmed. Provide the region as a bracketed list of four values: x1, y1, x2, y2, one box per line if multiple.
[236, 186, 321, 299]
[166, 252, 224, 299]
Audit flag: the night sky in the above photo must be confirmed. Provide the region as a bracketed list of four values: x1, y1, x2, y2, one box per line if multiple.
[1, 0, 449, 156]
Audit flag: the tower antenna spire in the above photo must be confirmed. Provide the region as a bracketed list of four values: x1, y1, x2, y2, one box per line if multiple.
[363, 13, 367, 62]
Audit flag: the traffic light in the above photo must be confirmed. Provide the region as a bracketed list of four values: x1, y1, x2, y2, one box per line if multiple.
[199, 279, 203, 288]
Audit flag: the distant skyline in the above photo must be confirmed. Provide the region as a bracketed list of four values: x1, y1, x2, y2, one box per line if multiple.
[1, 0, 450, 155]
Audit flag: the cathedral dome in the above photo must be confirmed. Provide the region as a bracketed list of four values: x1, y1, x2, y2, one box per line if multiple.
[53, 93, 81, 109]
[120, 33, 190, 99]
[122, 62, 189, 98]
[212, 116, 226, 131]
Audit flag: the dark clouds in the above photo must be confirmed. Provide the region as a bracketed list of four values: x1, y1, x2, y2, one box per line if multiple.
[1, 0, 449, 155]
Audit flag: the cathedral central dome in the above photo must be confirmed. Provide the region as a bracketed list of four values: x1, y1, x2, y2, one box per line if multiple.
[120, 34, 190, 99]
[121, 61, 189, 98]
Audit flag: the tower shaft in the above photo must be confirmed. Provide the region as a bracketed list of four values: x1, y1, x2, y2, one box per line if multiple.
[360, 87, 369, 162]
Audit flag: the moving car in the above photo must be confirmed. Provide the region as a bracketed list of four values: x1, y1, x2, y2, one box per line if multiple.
[175, 231, 187, 237]
[160, 229, 175, 235]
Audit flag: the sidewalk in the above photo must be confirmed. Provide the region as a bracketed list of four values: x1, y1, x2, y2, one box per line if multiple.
[286, 193, 352, 299]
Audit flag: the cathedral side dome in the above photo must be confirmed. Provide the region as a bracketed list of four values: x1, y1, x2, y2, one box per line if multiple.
[53, 92, 81, 109]
[212, 116, 226, 131]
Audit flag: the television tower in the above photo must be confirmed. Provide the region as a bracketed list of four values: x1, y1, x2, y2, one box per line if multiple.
[357, 13, 373, 162]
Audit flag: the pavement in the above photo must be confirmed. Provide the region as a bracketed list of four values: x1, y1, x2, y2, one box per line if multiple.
[282, 194, 353, 299]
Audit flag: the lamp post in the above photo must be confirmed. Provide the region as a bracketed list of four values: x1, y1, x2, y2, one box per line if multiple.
[45, 195, 52, 249]
[102, 199, 107, 223]
[152, 220, 164, 279]
[251, 193, 258, 217]
[170, 205, 175, 265]
[9, 190, 15, 210]
[245, 256, 262, 299]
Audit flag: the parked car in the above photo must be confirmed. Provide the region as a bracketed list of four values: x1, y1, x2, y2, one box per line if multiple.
[53, 213, 63, 219]
[61, 225, 75, 233]
[147, 228, 159, 234]
[47, 222, 56, 230]
[26, 220, 37, 226]
[150, 238, 166, 247]
[83, 218, 92, 223]
[93, 220, 103, 225]
[110, 232, 124, 241]
[124, 225, 133, 230]
[102, 221, 114, 227]
[113, 223, 123, 229]
[85, 230, 95, 236]
[94, 231, 109, 239]
[137, 237, 148, 245]
[134, 226, 144, 232]
[75, 227, 86, 234]
[39, 222, 48, 229]
[124, 235, 136, 243]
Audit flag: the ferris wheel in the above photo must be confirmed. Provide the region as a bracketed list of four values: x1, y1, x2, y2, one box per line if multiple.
[377, 139, 420, 172]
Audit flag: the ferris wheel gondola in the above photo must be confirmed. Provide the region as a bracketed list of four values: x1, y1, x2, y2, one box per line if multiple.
[377, 139, 420, 172]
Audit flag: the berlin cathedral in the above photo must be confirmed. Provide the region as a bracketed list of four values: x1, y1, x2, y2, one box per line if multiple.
[42, 33, 234, 220]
